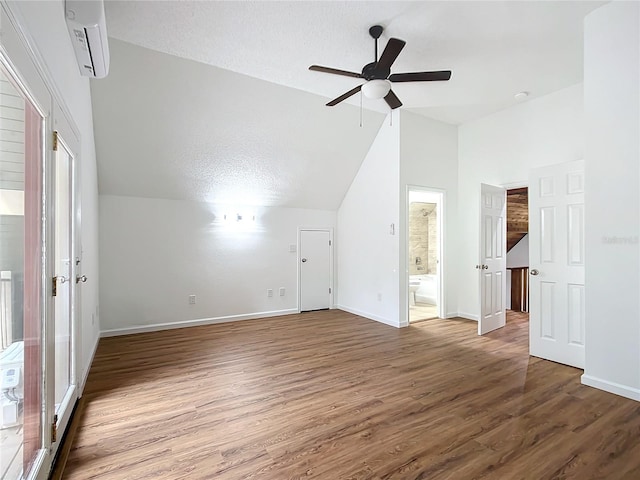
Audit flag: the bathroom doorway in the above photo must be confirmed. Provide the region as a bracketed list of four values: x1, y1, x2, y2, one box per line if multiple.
[407, 189, 443, 323]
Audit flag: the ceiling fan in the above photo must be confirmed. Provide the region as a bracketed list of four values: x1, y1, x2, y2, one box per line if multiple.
[309, 25, 452, 110]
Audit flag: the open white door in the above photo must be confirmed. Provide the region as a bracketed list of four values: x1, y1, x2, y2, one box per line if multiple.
[529, 160, 585, 368]
[479, 184, 507, 335]
[299, 229, 332, 312]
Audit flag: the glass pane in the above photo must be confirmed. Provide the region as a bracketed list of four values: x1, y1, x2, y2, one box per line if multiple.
[0, 68, 43, 479]
[54, 141, 72, 412]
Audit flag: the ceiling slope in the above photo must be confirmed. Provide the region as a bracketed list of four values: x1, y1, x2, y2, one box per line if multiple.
[91, 39, 385, 209]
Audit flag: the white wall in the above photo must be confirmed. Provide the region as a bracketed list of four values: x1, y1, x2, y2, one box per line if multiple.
[7, 0, 100, 387]
[582, 1, 640, 400]
[100, 195, 336, 334]
[337, 118, 400, 327]
[507, 235, 529, 268]
[399, 111, 458, 325]
[457, 84, 583, 319]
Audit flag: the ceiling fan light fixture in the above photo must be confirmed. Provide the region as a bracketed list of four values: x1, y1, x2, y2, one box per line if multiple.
[362, 79, 391, 99]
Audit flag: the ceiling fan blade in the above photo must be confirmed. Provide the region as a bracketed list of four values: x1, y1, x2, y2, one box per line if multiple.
[327, 85, 362, 106]
[309, 65, 362, 78]
[376, 38, 406, 71]
[384, 90, 402, 110]
[389, 70, 452, 83]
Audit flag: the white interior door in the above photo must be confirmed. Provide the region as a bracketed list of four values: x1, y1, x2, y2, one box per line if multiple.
[529, 160, 585, 368]
[299, 230, 331, 312]
[479, 184, 507, 335]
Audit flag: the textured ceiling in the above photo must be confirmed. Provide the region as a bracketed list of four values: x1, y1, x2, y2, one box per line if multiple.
[103, 0, 602, 124]
[91, 39, 385, 208]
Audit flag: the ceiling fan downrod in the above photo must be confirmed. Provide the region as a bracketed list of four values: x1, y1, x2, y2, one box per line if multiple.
[369, 25, 384, 62]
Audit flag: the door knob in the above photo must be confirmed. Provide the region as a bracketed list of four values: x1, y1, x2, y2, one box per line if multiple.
[482, 265, 489, 269]
[301, 258, 307, 263]
[59, 276, 68, 284]
[475, 265, 480, 269]
[530, 269, 539, 276]
[76, 274, 87, 283]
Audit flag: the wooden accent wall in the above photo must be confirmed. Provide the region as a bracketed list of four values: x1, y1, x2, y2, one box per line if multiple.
[506, 188, 528, 252]
[509, 267, 529, 312]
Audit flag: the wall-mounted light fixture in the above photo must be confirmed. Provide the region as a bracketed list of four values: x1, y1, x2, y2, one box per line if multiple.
[222, 212, 256, 223]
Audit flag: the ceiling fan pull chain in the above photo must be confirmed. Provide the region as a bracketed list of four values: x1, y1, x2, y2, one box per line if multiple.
[359, 91, 363, 127]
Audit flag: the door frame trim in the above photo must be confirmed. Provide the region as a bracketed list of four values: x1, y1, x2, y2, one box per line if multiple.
[297, 227, 334, 313]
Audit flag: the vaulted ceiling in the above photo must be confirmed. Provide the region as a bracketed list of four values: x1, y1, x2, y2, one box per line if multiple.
[104, 1, 601, 123]
[92, 1, 602, 209]
[91, 39, 384, 208]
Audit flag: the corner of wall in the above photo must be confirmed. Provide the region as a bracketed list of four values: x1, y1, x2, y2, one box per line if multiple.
[336, 112, 401, 327]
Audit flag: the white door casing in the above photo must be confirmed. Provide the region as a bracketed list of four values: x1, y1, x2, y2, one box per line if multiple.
[529, 160, 585, 369]
[479, 184, 507, 335]
[299, 229, 332, 311]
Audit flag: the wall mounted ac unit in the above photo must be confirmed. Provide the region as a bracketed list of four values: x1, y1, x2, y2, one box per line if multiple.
[65, 0, 110, 78]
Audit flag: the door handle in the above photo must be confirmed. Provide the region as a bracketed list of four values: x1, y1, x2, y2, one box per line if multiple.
[530, 269, 539, 276]
[59, 276, 68, 284]
[301, 258, 307, 263]
[482, 265, 488, 270]
[76, 274, 87, 283]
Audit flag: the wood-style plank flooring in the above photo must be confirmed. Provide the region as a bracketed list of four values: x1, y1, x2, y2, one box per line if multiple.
[56, 311, 640, 479]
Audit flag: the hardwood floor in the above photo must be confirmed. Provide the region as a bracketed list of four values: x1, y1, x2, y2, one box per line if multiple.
[55, 310, 640, 479]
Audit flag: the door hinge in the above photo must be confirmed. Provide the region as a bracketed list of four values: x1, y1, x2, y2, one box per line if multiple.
[329, 240, 332, 246]
[51, 414, 58, 443]
[329, 287, 332, 294]
[52, 131, 59, 151]
[52, 276, 57, 297]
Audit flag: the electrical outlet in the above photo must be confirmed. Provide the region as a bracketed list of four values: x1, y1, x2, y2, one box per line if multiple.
[267, 289, 273, 297]
[377, 293, 382, 301]
[279, 287, 285, 296]
[188, 294, 196, 305]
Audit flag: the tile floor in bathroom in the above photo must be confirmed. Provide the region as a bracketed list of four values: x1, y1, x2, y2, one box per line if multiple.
[409, 302, 438, 323]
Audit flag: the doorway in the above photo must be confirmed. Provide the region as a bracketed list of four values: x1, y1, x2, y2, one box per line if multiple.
[298, 229, 333, 312]
[407, 189, 443, 323]
[506, 187, 529, 317]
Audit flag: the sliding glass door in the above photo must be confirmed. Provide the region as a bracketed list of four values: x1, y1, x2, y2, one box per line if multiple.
[0, 60, 45, 480]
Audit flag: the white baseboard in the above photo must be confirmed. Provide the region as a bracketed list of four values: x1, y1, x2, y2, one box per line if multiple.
[336, 304, 400, 328]
[458, 312, 479, 321]
[100, 308, 299, 337]
[581, 374, 640, 401]
[78, 334, 100, 395]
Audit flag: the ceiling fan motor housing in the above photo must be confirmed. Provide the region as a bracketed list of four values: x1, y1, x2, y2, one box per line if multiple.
[362, 62, 390, 81]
